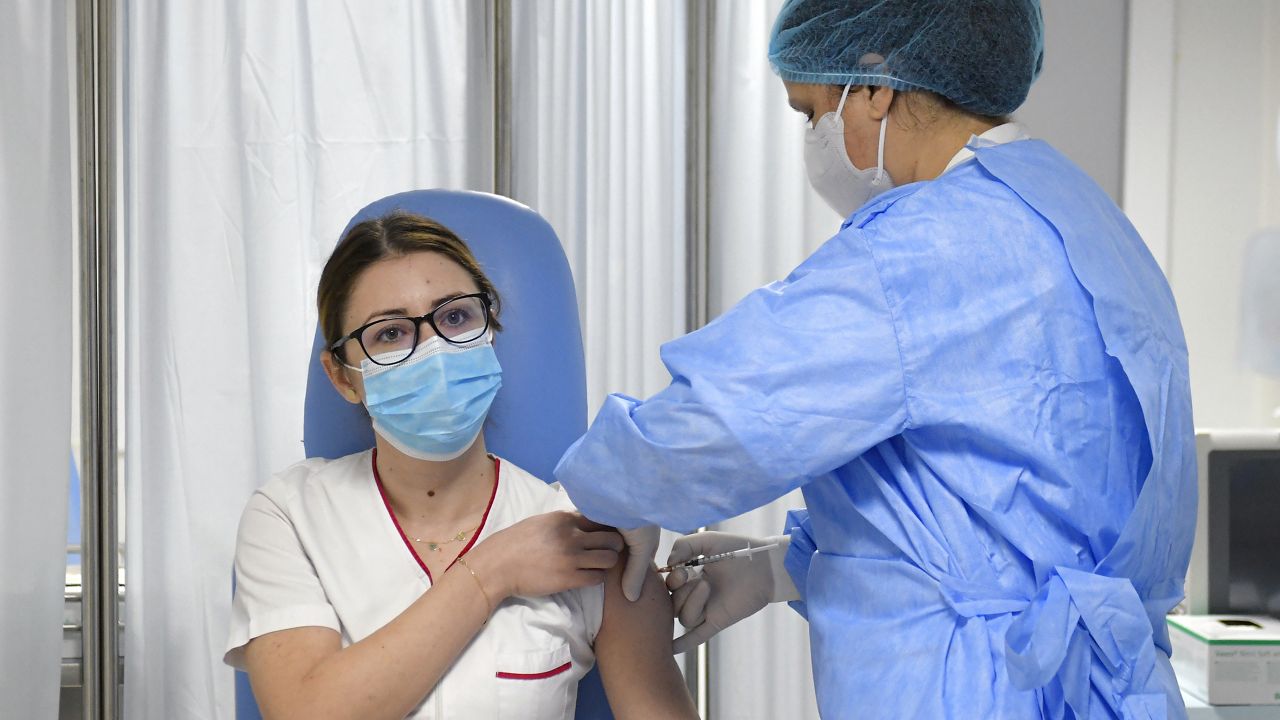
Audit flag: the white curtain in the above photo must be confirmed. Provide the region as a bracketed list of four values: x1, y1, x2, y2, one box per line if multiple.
[121, 2, 492, 716]
[506, 0, 704, 702]
[510, 2, 829, 715]
[0, 0, 73, 716]
[704, 1, 836, 717]
[508, 0, 688, 412]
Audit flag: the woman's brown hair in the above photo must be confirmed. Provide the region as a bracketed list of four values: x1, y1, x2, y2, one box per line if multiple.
[317, 211, 503, 363]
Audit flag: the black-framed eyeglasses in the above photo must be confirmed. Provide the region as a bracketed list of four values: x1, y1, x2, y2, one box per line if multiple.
[330, 292, 492, 368]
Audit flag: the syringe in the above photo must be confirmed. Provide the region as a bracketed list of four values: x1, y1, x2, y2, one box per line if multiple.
[657, 542, 780, 573]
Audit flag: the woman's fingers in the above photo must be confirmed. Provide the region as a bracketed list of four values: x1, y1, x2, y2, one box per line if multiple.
[569, 569, 608, 589]
[577, 529, 625, 552]
[577, 548, 621, 570]
[569, 512, 614, 534]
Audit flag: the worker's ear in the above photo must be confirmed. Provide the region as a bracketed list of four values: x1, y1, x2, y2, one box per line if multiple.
[864, 85, 894, 122]
[321, 349, 363, 405]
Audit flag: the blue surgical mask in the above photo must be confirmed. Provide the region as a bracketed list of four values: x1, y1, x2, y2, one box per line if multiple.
[361, 333, 503, 461]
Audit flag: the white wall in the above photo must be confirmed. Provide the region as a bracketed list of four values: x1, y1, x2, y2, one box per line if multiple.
[1019, 0, 1129, 202]
[1126, 1, 1280, 428]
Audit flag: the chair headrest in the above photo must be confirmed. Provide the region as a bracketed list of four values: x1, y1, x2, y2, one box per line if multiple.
[303, 190, 588, 481]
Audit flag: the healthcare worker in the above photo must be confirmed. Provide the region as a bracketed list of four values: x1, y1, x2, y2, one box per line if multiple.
[554, 1, 1196, 718]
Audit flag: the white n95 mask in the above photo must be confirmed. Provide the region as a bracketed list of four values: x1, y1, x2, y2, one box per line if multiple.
[803, 83, 894, 218]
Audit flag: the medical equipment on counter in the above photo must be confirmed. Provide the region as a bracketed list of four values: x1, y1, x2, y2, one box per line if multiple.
[658, 542, 780, 573]
[1185, 429, 1280, 617]
[1168, 615, 1280, 706]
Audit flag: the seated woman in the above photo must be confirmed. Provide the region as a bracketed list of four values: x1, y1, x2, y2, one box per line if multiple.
[224, 211, 696, 719]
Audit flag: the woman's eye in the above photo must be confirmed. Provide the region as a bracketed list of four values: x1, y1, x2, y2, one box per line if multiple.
[441, 309, 470, 327]
[376, 327, 403, 343]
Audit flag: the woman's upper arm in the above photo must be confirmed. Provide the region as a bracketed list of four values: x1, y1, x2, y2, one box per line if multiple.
[594, 555, 697, 719]
[243, 626, 341, 718]
[231, 494, 349, 717]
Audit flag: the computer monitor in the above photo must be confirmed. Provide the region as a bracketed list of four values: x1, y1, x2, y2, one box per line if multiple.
[1185, 429, 1280, 616]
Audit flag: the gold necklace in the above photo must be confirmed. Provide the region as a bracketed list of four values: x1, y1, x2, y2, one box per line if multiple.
[411, 525, 480, 552]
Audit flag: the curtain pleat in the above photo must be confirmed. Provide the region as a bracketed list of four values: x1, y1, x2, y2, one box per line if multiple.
[704, 1, 834, 717]
[0, 0, 74, 716]
[509, 0, 688, 412]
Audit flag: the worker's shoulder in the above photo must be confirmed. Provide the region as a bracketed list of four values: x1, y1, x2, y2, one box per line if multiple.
[871, 160, 1034, 230]
[496, 456, 579, 517]
[250, 449, 372, 511]
[836, 159, 1052, 272]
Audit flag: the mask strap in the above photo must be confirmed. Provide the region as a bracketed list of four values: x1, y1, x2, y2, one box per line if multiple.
[875, 113, 889, 181]
[835, 82, 853, 117]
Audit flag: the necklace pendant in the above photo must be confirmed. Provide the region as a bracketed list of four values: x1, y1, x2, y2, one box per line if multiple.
[428, 542, 439, 551]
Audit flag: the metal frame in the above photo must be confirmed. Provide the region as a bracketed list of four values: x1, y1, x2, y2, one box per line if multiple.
[492, 0, 513, 198]
[685, 0, 711, 336]
[685, 2, 713, 717]
[75, 0, 119, 716]
[329, 293, 494, 366]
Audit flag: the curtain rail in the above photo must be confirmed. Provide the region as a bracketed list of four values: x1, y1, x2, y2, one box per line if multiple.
[75, 0, 119, 716]
[685, 2, 713, 717]
[492, 0, 513, 198]
[685, 0, 711, 337]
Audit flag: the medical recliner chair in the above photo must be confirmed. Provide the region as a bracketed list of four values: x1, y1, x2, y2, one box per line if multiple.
[234, 189, 613, 719]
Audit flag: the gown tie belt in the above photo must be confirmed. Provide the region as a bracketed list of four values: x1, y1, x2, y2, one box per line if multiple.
[939, 565, 1168, 719]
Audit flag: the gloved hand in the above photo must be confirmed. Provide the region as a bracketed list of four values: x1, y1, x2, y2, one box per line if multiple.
[664, 532, 797, 654]
[618, 525, 661, 602]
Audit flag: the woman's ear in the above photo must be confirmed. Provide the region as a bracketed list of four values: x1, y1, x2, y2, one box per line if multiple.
[320, 349, 362, 404]
[864, 86, 894, 122]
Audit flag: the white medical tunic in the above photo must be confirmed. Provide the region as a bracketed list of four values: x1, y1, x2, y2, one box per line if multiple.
[225, 450, 604, 720]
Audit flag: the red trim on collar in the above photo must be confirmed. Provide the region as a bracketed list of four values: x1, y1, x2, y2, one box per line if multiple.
[371, 449, 501, 584]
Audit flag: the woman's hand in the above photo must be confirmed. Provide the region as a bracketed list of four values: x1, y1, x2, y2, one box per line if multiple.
[465, 511, 624, 602]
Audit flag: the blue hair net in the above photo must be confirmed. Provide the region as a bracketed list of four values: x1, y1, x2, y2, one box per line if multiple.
[768, 0, 1044, 118]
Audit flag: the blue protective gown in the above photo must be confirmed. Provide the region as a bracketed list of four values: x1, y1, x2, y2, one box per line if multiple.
[555, 139, 1196, 720]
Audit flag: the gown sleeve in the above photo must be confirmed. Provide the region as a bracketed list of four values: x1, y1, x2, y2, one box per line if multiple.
[554, 226, 910, 533]
[782, 509, 817, 619]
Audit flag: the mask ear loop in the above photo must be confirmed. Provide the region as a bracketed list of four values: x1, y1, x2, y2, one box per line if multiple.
[875, 113, 889, 183]
[837, 82, 888, 183]
[835, 82, 853, 117]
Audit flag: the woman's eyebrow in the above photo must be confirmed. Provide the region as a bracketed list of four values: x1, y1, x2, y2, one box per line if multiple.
[428, 292, 466, 308]
[359, 292, 470, 326]
[361, 307, 409, 324]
